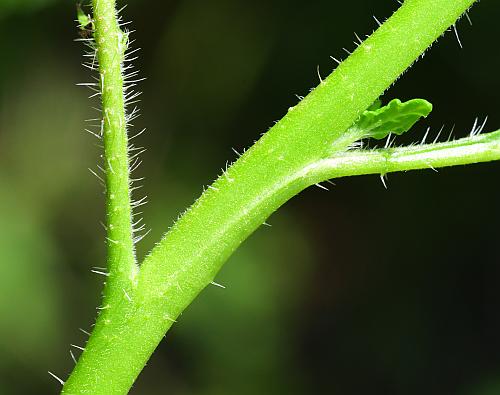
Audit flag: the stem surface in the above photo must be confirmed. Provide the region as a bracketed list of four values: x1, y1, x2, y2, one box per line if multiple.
[302, 130, 500, 182]
[95, 0, 137, 305]
[63, 0, 479, 393]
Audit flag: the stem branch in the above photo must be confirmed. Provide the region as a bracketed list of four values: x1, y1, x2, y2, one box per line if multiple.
[301, 130, 500, 183]
[63, 0, 480, 393]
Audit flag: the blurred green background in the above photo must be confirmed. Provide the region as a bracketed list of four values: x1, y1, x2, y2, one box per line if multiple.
[1, 0, 500, 394]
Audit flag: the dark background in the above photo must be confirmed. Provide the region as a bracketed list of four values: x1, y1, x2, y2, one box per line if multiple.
[1, 1, 499, 394]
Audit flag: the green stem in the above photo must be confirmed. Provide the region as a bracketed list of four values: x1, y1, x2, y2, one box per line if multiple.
[94, 0, 137, 304]
[63, 0, 478, 393]
[301, 130, 500, 182]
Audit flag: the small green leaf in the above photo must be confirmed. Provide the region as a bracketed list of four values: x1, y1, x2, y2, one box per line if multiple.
[76, 3, 92, 30]
[354, 98, 433, 140]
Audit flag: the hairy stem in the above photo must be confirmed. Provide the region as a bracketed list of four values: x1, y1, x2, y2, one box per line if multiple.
[94, 0, 137, 303]
[63, 0, 479, 393]
[301, 130, 500, 182]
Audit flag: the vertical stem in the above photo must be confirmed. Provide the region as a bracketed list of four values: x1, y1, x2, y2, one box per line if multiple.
[94, 0, 137, 304]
